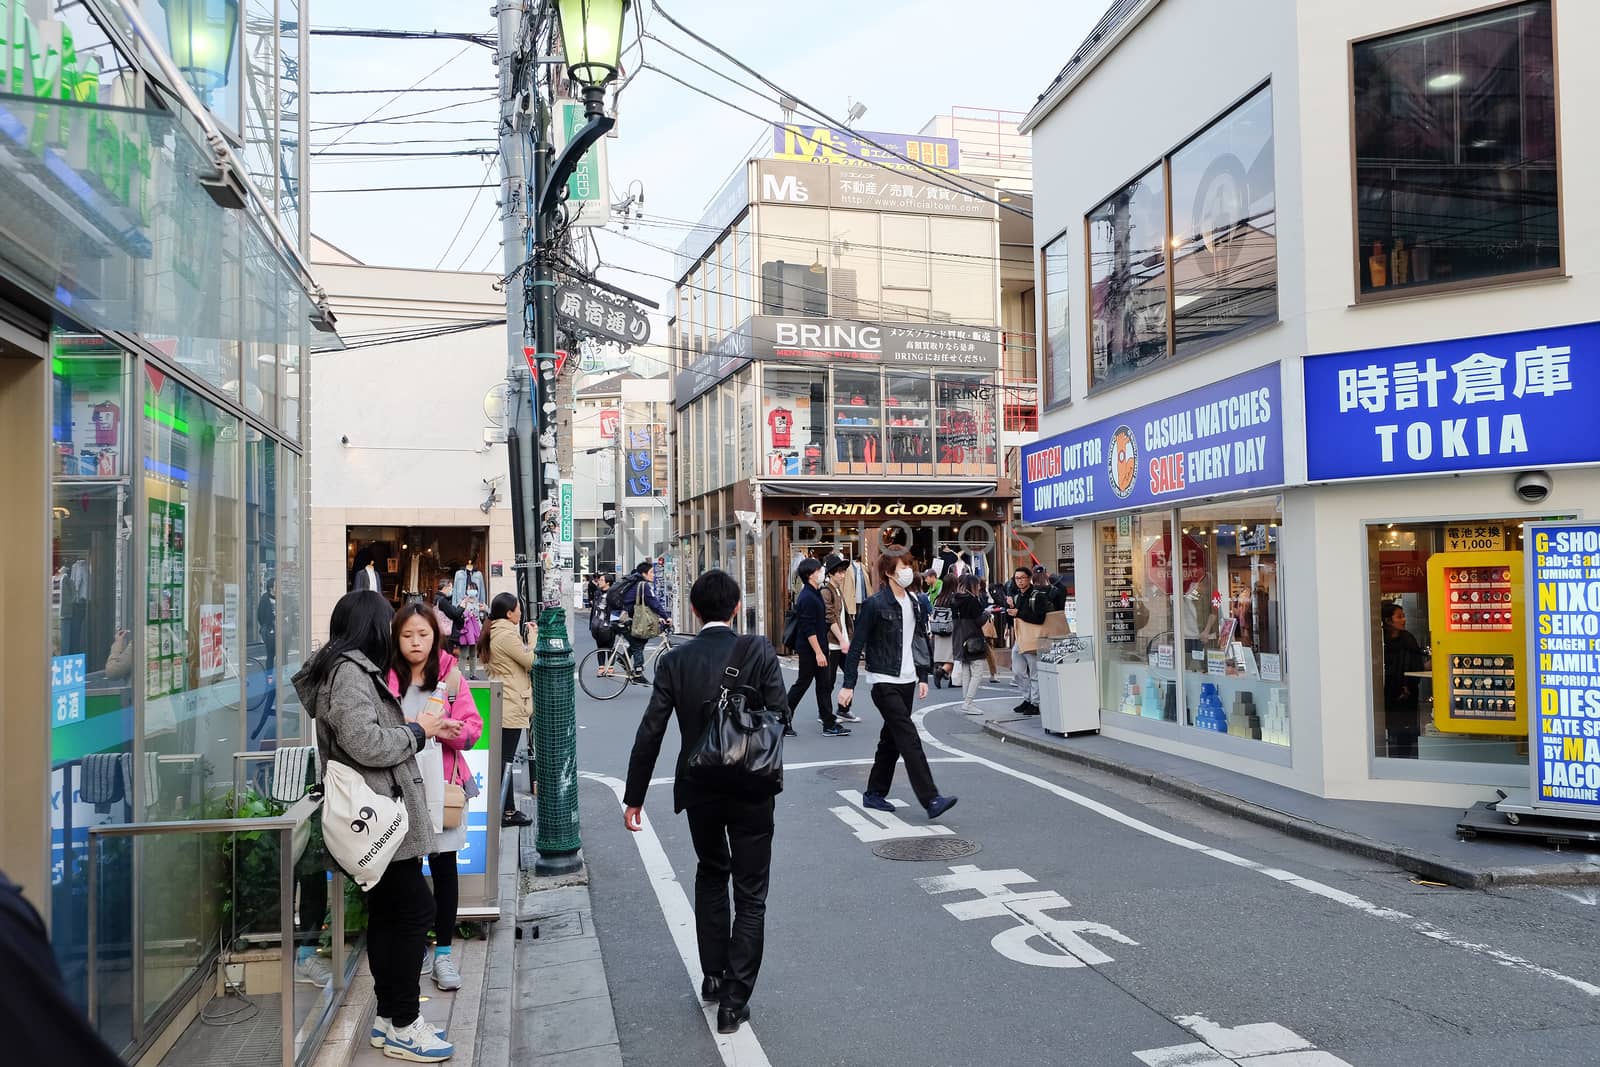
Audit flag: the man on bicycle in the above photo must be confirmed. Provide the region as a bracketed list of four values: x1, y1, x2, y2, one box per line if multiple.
[609, 561, 671, 681]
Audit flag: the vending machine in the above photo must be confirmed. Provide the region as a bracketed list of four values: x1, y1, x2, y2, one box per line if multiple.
[1425, 550, 1526, 736]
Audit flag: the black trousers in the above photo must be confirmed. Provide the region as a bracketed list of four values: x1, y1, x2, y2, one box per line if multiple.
[786, 647, 836, 729]
[627, 633, 647, 672]
[827, 648, 846, 691]
[685, 796, 775, 1011]
[501, 726, 524, 814]
[866, 681, 939, 807]
[365, 857, 434, 1027]
[428, 850, 459, 947]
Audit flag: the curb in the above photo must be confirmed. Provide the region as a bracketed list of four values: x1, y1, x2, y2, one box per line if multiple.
[980, 719, 1600, 889]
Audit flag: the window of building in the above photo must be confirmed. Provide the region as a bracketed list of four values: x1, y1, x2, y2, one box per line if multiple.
[833, 368, 883, 474]
[760, 259, 828, 316]
[707, 384, 722, 489]
[1041, 233, 1071, 408]
[1088, 164, 1168, 386]
[885, 371, 933, 476]
[882, 214, 931, 289]
[935, 372, 996, 474]
[720, 382, 737, 486]
[1354, 1, 1557, 298]
[1097, 511, 1176, 720]
[929, 217, 997, 325]
[762, 368, 827, 476]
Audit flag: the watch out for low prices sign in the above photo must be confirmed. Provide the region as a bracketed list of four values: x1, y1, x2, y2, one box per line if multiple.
[1528, 522, 1600, 816]
[1021, 363, 1283, 524]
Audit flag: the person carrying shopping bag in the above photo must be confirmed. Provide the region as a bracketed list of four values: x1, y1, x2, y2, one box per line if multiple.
[387, 603, 483, 993]
[479, 593, 535, 827]
[950, 575, 990, 715]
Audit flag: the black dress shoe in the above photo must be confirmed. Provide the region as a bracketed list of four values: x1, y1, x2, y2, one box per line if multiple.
[700, 976, 722, 1001]
[717, 1004, 750, 1034]
[782, 725, 798, 737]
[502, 810, 533, 827]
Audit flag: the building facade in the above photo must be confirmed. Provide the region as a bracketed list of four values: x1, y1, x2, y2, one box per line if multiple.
[671, 118, 1035, 636]
[0, 0, 332, 1059]
[1020, 0, 1594, 807]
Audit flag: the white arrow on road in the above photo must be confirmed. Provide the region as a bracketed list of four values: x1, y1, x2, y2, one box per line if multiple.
[828, 789, 954, 843]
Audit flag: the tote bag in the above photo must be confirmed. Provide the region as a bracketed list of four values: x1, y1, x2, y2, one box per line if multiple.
[416, 738, 446, 835]
[321, 761, 408, 892]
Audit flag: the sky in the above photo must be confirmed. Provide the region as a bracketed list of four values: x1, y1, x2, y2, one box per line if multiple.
[308, 0, 1108, 363]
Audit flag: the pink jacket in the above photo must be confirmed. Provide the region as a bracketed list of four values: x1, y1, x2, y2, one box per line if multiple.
[386, 651, 484, 788]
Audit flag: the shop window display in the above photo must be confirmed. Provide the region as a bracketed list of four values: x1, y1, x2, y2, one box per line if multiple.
[763, 369, 828, 477]
[934, 372, 997, 475]
[833, 368, 883, 474]
[885, 372, 933, 477]
[1096, 513, 1178, 721]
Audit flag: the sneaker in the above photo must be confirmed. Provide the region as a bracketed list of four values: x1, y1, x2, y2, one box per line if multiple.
[432, 952, 462, 991]
[861, 792, 894, 813]
[782, 725, 798, 738]
[422, 947, 434, 976]
[961, 704, 984, 716]
[1022, 702, 1041, 716]
[383, 1015, 454, 1062]
[835, 708, 862, 724]
[1008, 677, 1019, 688]
[373, 1019, 447, 1050]
[1013, 700, 1032, 714]
[294, 955, 332, 987]
[821, 724, 851, 737]
[926, 795, 959, 820]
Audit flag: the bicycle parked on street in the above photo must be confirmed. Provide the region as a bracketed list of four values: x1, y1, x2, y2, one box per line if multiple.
[578, 627, 683, 700]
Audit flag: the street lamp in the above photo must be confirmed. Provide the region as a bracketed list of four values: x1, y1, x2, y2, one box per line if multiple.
[159, 0, 239, 105]
[558, 0, 628, 117]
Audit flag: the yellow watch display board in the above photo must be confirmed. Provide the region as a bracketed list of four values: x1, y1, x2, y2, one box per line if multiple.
[1426, 550, 1526, 736]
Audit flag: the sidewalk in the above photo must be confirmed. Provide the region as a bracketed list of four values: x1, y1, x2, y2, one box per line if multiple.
[982, 714, 1600, 889]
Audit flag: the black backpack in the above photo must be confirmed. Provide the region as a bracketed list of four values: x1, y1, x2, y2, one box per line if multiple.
[606, 574, 640, 613]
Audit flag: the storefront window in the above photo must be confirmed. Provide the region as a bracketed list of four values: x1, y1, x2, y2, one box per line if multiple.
[1088, 164, 1167, 387]
[1354, 1, 1557, 297]
[833, 368, 883, 474]
[1097, 513, 1177, 720]
[721, 382, 737, 484]
[245, 429, 277, 747]
[934, 372, 996, 474]
[737, 369, 755, 481]
[885, 371, 932, 477]
[1041, 233, 1070, 408]
[707, 385, 722, 489]
[763, 368, 827, 476]
[277, 450, 304, 743]
[1178, 499, 1288, 746]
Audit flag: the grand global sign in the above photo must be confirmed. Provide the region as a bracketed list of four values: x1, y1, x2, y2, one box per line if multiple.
[807, 501, 974, 518]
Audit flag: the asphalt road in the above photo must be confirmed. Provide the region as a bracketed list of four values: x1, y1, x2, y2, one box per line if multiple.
[566, 640, 1600, 1066]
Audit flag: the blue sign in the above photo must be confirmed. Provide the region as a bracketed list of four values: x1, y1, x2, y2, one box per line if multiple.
[51, 654, 87, 729]
[1303, 321, 1600, 482]
[1527, 522, 1600, 816]
[1021, 363, 1284, 524]
[625, 425, 654, 497]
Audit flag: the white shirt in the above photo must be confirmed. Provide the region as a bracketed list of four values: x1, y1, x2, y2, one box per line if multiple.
[862, 591, 917, 688]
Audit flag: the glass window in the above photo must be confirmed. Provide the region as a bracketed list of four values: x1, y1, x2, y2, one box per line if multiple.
[929, 217, 997, 325]
[721, 382, 736, 485]
[720, 239, 735, 331]
[830, 212, 879, 320]
[277, 450, 304, 742]
[1097, 512, 1177, 720]
[278, 0, 303, 238]
[692, 399, 705, 496]
[886, 371, 933, 476]
[242, 0, 277, 202]
[280, 341, 302, 441]
[1354, 1, 1557, 296]
[737, 369, 755, 481]
[763, 368, 827, 476]
[934, 372, 997, 474]
[1170, 84, 1276, 353]
[758, 205, 830, 316]
[245, 429, 277, 747]
[882, 215, 931, 289]
[1088, 164, 1167, 387]
[707, 385, 722, 489]
[140, 0, 244, 133]
[1041, 234, 1071, 408]
[832, 368, 883, 475]
[1178, 498, 1288, 746]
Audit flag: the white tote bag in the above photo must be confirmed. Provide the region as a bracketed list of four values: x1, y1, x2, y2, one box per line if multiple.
[321, 761, 409, 892]
[416, 739, 446, 835]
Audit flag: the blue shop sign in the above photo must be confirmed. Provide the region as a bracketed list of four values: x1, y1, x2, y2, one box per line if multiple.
[51, 654, 87, 729]
[1526, 521, 1600, 817]
[1303, 321, 1600, 482]
[1021, 363, 1283, 524]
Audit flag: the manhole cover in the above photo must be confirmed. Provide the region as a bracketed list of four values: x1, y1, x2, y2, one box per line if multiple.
[872, 837, 981, 862]
[815, 765, 867, 782]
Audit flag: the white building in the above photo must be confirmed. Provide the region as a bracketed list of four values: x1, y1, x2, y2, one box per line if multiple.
[1020, 0, 1596, 807]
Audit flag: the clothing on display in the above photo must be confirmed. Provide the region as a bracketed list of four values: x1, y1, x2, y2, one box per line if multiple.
[767, 408, 794, 448]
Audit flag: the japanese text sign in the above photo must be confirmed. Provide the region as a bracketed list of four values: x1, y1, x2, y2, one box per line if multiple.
[554, 283, 650, 349]
[1526, 522, 1600, 816]
[624, 425, 655, 497]
[772, 123, 961, 172]
[1021, 364, 1283, 523]
[1303, 322, 1600, 482]
[51, 654, 86, 729]
[755, 160, 994, 219]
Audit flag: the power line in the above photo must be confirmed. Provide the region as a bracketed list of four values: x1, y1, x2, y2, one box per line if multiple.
[436, 155, 501, 269]
[312, 148, 497, 158]
[308, 27, 495, 47]
[310, 84, 495, 95]
[456, 198, 504, 272]
[313, 42, 473, 155]
[308, 136, 498, 147]
[621, 215, 1014, 268]
[310, 94, 495, 128]
[314, 183, 499, 193]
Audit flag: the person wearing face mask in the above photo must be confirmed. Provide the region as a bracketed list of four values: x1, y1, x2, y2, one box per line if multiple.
[839, 554, 958, 820]
[786, 558, 847, 737]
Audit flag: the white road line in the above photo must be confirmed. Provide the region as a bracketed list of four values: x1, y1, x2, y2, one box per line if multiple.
[581, 773, 773, 1067]
[647, 755, 971, 787]
[913, 702, 1600, 999]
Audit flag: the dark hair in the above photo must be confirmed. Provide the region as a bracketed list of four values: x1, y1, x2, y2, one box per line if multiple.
[1014, 567, 1031, 579]
[478, 592, 521, 664]
[303, 590, 394, 691]
[635, 560, 655, 577]
[875, 552, 903, 590]
[1381, 601, 1403, 626]
[690, 568, 741, 623]
[391, 602, 443, 693]
[960, 574, 984, 596]
[797, 557, 822, 583]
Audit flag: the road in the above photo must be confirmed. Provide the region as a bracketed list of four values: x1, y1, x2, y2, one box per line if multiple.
[565, 648, 1600, 1066]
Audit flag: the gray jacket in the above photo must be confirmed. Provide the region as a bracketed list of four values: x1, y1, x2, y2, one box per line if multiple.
[293, 650, 435, 862]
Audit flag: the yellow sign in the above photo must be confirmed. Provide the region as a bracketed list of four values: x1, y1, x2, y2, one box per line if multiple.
[1443, 523, 1508, 552]
[1426, 550, 1526, 736]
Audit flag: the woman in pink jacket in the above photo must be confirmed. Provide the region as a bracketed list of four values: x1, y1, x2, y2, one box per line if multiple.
[387, 603, 484, 993]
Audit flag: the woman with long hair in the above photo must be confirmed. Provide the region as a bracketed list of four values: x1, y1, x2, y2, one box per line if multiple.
[838, 554, 958, 821]
[386, 603, 483, 993]
[950, 575, 990, 715]
[292, 591, 460, 1061]
[478, 592, 535, 827]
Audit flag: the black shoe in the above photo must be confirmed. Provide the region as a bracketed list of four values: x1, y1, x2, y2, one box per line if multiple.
[700, 975, 723, 1002]
[861, 792, 894, 813]
[1025, 702, 1041, 716]
[782, 725, 798, 738]
[926, 795, 958, 820]
[835, 709, 862, 724]
[822, 724, 851, 737]
[1013, 701, 1032, 714]
[717, 1005, 750, 1034]
[502, 810, 533, 827]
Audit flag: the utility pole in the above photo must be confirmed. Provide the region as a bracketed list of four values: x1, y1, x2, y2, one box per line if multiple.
[497, 0, 534, 618]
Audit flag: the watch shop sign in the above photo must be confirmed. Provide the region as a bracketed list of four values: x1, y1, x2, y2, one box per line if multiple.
[753, 316, 1001, 369]
[1302, 320, 1600, 482]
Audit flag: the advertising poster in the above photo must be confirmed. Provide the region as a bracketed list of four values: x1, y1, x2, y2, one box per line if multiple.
[145, 498, 186, 698]
[198, 605, 224, 678]
[50, 654, 87, 729]
[1527, 522, 1600, 817]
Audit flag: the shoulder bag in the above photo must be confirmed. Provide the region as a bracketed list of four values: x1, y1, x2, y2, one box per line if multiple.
[928, 605, 955, 636]
[684, 636, 787, 797]
[631, 600, 662, 639]
[321, 761, 408, 892]
[779, 602, 801, 652]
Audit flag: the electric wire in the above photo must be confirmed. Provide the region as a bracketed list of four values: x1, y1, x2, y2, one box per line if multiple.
[310, 84, 495, 95]
[435, 155, 502, 268]
[310, 94, 496, 128]
[312, 42, 473, 155]
[315, 183, 499, 193]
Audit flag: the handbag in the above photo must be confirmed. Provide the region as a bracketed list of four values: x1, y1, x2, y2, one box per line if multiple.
[320, 760, 409, 892]
[631, 601, 662, 639]
[442, 782, 467, 830]
[415, 738, 446, 835]
[684, 636, 787, 797]
[962, 634, 989, 658]
[929, 606, 955, 636]
[981, 616, 997, 640]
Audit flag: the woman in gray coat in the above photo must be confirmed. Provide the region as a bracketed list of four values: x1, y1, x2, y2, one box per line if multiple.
[293, 590, 460, 1062]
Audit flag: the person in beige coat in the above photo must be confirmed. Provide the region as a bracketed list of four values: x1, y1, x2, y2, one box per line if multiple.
[478, 592, 535, 826]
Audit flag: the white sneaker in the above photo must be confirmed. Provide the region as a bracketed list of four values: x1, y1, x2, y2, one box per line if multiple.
[294, 955, 332, 987]
[373, 1018, 447, 1050]
[1008, 677, 1019, 688]
[432, 952, 462, 991]
[422, 947, 434, 976]
[961, 705, 984, 716]
[383, 1015, 454, 1061]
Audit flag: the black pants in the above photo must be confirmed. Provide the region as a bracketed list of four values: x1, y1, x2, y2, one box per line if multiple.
[867, 681, 939, 807]
[827, 649, 846, 691]
[428, 851, 459, 947]
[296, 867, 327, 949]
[365, 857, 434, 1028]
[685, 796, 775, 1011]
[501, 726, 528, 814]
[627, 634, 647, 672]
[787, 648, 836, 729]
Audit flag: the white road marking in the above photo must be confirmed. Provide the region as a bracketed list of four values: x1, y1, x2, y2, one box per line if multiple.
[915, 863, 1139, 968]
[914, 702, 1600, 999]
[828, 789, 954, 842]
[647, 755, 970, 787]
[1552, 886, 1600, 906]
[581, 773, 773, 1067]
[1135, 1016, 1351, 1066]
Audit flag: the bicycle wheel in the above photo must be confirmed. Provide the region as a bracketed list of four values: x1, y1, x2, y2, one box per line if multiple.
[642, 638, 674, 686]
[578, 646, 630, 700]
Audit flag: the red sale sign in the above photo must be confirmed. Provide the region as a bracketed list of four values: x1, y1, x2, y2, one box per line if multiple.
[1147, 533, 1207, 594]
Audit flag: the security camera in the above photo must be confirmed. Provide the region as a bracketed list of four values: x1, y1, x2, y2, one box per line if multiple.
[1513, 469, 1552, 504]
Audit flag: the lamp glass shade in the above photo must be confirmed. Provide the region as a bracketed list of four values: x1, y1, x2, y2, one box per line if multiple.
[160, 0, 240, 93]
[558, 0, 627, 88]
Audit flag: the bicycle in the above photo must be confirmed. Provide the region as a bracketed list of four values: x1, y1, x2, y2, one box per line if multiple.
[577, 626, 682, 700]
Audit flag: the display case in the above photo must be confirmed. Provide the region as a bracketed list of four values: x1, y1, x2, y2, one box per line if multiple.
[885, 371, 933, 477]
[1426, 550, 1526, 736]
[832, 368, 883, 475]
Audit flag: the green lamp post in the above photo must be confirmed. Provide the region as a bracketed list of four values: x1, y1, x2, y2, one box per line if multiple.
[158, 0, 239, 107]
[557, 0, 627, 116]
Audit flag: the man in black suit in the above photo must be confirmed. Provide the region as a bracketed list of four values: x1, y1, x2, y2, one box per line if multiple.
[623, 569, 786, 1035]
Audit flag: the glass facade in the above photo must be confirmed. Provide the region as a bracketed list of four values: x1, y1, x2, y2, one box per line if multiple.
[1041, 233, 1070, 408]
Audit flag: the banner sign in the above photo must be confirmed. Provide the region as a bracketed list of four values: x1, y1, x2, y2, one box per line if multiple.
[756, 159, 993, 219]
[1303, 321, 1600, 482]
[754, 316, 1000, 368]
[50, 654, 87, 729]
[1527, 521, 1600, 817]
[772, 124, 961, 172]
[675, 321, 752, 409]
[624, 425, 655, 497]
[559, 479, 574, 564]
[1022, 363, 1284, 524]
[553, 99, 609, 227]
[555, 283, 650, 349]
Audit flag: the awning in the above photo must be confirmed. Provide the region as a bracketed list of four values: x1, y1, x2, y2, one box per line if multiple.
[0, 91, 341, 352]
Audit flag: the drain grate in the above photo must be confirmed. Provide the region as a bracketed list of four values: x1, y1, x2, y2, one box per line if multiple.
[873, 837, 981, 862]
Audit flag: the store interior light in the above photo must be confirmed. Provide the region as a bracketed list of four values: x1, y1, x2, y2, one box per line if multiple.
[1427, 71, 1464, 92]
